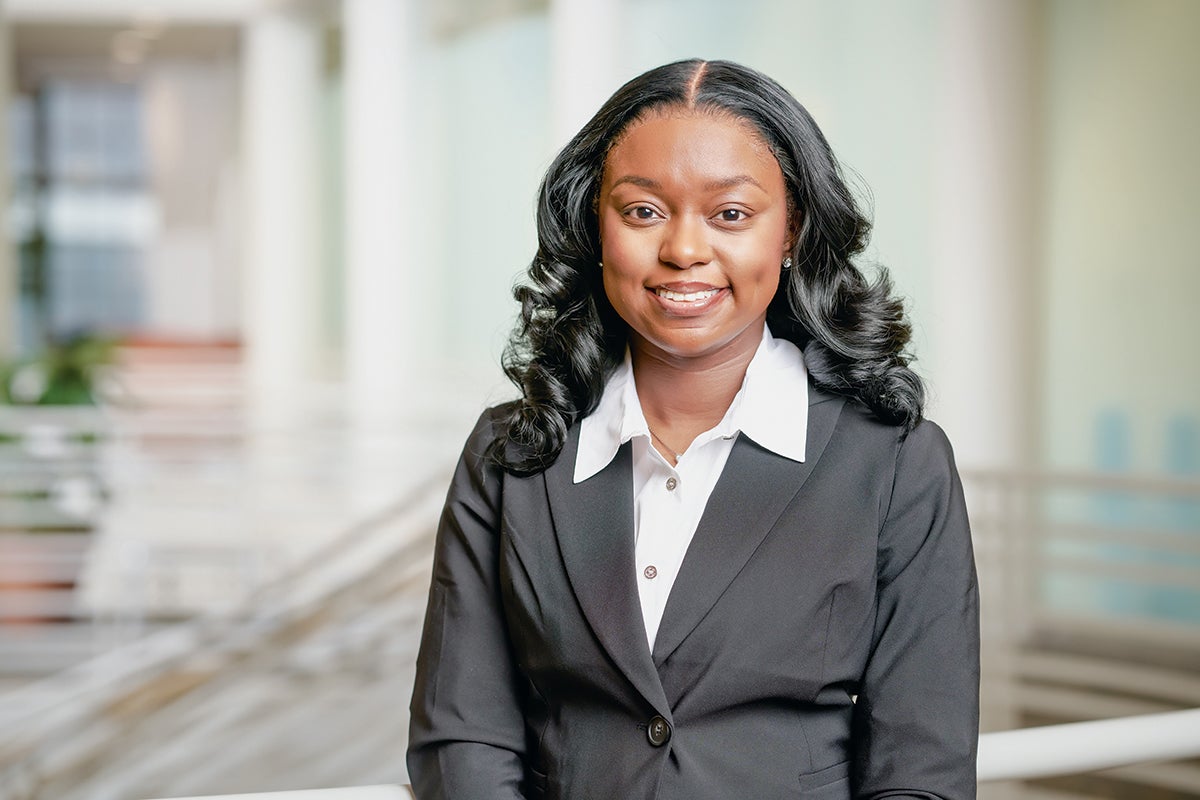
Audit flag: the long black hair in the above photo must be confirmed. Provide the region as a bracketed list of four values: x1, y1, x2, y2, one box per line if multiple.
[491, 58, 924, 475]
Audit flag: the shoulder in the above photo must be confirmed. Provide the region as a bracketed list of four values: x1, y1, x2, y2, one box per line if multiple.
[812, 389, 905, 457]
[462, 401, 519, 455]
[875, 416, 970, 579]
[817, 388, 955, 469]
[456, 398, 577, 477]
[894, 418, 959, 488]
[821, 398, 963, 527]
[449, 402, 520, 503]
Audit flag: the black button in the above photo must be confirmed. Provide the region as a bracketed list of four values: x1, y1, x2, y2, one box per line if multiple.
[646, 715, 671, 746]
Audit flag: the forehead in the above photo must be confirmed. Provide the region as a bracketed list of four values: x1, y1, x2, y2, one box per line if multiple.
[602, 108, 781, 186]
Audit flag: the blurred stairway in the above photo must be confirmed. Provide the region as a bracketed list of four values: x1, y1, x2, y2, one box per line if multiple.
[0, 343, 248, 681]
[0, 340, 490, 798]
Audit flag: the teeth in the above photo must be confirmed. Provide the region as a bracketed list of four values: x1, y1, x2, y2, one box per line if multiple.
[656, 288, 719, 303]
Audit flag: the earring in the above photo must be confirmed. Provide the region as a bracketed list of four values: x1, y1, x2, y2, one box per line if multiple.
[598, 261, 604, 269]
[782, 257, 793, 270]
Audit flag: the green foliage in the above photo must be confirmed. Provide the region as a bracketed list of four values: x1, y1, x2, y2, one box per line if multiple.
[0, 335, 118, 406]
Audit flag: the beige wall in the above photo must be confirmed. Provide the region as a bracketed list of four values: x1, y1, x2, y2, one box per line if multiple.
[1039, 0, 1200, 472]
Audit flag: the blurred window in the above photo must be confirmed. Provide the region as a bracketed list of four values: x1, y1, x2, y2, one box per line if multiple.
[12, 79, 154, 348]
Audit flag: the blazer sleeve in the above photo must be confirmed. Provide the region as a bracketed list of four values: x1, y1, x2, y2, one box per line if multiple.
[407, 408, 530, 800]
[851, 420, 980, 800]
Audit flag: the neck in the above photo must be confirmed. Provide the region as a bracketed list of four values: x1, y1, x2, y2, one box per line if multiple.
[630, 336, 759, 451]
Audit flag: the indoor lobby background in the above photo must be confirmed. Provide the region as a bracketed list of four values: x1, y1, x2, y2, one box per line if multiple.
[0, 1, 1197, 798]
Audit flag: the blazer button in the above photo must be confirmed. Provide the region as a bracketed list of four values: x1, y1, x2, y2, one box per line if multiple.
[646, 715, 671, 747]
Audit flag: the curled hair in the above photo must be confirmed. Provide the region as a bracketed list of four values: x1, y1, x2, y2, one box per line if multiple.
[492, 59, 924, 475]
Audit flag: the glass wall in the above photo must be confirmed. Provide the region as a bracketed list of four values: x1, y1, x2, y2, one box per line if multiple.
[11, 79, 151, 349]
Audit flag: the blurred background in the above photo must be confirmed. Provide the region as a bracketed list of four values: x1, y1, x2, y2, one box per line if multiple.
[0, 0, 1196, 798]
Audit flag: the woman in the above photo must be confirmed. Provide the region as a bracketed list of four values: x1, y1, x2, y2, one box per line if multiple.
[408, 59, 978, 800]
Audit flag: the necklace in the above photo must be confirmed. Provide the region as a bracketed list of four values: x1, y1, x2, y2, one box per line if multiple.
[647, 426, 683, 463]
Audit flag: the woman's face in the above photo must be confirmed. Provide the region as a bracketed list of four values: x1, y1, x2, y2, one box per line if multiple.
[597, 109, 791, 369]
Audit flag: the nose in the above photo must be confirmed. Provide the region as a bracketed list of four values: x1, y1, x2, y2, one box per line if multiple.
[658, 215, 713, 269]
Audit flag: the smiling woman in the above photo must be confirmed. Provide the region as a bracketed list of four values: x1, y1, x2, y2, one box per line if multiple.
[408, 59, 978, 800]
[597, 111, 790, 451]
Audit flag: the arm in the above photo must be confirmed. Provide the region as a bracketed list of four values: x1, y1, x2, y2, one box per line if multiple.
[407, 409, 530, 799]
[852, 421, 980, 800]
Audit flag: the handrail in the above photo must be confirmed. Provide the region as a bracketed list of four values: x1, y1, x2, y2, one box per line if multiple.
[976, 706, 1200, 782]
[162, 788, 411, 800]
[142, 708, 1200, 798]
[960, 465, 1200, 496]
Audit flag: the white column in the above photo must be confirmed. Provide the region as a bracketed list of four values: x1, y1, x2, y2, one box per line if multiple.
[927, 0, 1038, 469]
[241, 1, 322, 420]
[0, 0, 14, 358]
[342, 0, 415, 426]
[549, 0, 621, 147]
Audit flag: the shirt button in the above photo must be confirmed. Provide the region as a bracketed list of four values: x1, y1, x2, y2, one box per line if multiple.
[643, 565, 658, 580]
[665, 476, 678, 491]
[646, 715, 671, 747]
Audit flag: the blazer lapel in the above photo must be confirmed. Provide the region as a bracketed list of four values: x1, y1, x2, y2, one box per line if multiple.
[651, 392, 845, 667]
[544, 427, 671, 715]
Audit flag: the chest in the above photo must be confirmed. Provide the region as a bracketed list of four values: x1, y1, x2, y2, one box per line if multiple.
[496, 442, 893, 709]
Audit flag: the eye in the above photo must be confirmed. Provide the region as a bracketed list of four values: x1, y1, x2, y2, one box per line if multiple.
[623, 205, 661, 222]
[717, 208, 748, 223]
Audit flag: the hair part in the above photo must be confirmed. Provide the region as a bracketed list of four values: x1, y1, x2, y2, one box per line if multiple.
[491, 59, 924, 475]
[684, 60, 708, 106]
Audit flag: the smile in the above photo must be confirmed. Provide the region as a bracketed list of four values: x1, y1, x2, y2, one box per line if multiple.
[648, 284, 728, 317]
[655, 287, 720, 303]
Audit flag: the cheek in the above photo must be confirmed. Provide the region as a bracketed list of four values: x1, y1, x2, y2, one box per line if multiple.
[751, 265, 782, 308]
[734, 253, 784, 316]
[599, 219, 643, 271]
[599, 224, 651, 296]
[598, 253, 628, 316]
[600, 263, 645, 322]
[745, 223, 788, 292]
[729, 241, 784, 292]
[761, 264, 782, 293]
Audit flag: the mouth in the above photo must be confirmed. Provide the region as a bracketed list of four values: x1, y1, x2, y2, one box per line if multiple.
[648, 283, 728, 316]
[655, 287, 720, 303]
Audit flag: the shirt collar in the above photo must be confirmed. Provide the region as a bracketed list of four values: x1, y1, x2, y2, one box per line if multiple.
[574, 324, 808, 483]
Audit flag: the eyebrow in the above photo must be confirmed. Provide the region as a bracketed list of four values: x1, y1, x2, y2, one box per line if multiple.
[703, 174, 765, 192]
[609, 174, 766, 192]
[610, 175, 661, 190]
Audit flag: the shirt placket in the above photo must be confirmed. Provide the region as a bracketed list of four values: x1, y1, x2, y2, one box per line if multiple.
[636, 456, 684, 648]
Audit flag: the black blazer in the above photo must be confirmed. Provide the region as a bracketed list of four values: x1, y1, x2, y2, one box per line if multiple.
[408, 388, 979, 799]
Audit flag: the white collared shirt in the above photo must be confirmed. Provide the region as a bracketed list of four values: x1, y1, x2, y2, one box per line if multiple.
[574, 324, 809, 650]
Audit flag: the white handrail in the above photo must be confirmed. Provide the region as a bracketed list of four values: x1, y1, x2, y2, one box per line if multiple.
[147, 710, 1200, 796]
[143, 708, 1200, 798]
[977, 707, 1200, 782]
[161, 788, 411, 800]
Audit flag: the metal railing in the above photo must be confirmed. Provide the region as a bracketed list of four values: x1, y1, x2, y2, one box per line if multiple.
[977, 706, 1200, 782]
[158, 788, 411, 800]
[142, 706, 1200, 798]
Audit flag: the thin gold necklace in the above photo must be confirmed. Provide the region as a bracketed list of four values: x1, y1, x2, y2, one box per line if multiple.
[647, 426, 683, 463]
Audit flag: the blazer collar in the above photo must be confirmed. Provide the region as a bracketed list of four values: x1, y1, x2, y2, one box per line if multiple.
[545, 430, 672, 716]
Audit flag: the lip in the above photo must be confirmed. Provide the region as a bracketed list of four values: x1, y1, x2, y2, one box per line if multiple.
[647, 282, 729, 316]
[655, 282, 721, 292]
